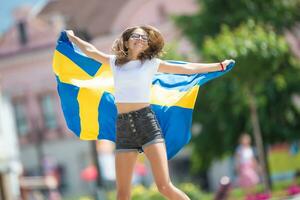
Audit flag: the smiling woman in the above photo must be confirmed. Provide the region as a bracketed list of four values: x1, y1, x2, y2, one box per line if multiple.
[111, 26, 164, 66]
[65, 24, 233, 200]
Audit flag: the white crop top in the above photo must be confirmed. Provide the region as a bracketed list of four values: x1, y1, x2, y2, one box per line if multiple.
[108, 55, 161, 103]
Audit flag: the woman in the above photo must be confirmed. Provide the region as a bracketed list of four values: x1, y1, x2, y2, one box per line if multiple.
[66, 25, 233, 200]
[235, 133, 260, 198]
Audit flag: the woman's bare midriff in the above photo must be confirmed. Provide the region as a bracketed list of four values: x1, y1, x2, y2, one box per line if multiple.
[116, 102, 150, 114]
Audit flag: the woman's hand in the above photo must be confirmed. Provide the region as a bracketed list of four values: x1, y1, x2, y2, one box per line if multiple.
[221, 59, 235, 70]
[65, 30, 75, 40]
[62, 29, 111, 64]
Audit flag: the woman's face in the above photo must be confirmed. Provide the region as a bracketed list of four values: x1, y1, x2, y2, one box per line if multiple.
[127, 28, 149, 55]
[241, 135, 251, 146]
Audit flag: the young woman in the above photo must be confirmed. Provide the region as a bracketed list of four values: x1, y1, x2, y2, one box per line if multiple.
[66, 25, 233, 200]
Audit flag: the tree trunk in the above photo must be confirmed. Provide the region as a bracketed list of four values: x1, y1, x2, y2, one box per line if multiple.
[247, 90, 271, 192]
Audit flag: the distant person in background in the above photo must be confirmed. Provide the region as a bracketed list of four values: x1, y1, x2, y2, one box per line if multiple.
[214, 176, 232, 200]
[235, 133, 260, 198]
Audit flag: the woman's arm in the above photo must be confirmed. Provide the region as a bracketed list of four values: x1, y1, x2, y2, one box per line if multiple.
[158, 59, 234, 74]
[66, 30, 111, 65]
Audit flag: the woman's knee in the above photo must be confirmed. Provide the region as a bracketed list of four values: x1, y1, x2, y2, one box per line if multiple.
[116, 190, 131, 200]
[117, 188, 131, 200]
[156, 181, 174, 195]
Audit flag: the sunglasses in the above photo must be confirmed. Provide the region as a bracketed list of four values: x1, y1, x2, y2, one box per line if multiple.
[130, 33, 149, 41]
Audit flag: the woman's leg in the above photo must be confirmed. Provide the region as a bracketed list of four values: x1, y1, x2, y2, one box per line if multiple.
[115, 151, 139, 200]
[143, 142, 191, 200]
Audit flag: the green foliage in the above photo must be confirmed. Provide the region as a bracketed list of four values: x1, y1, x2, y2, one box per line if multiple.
[174, 0, 300, 47]
[172, 0, 300, 172]
[62, 196, 94, 200]
[62, 180, 296, 199]
[229, 182, 292, 199]
[203, 20, 292, 87]
[190, 21, 300, 170]
[178, 182, 213, 200]
[161, 40, 186, 61]
[106, 183, 212, 200]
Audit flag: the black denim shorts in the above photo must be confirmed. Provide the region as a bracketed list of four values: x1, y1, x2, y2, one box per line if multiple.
[115, 106, 165, 153]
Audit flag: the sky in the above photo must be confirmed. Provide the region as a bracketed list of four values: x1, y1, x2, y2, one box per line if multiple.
[0, 0, 47, 36]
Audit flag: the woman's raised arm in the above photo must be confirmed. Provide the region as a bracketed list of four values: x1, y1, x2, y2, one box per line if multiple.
[158, 59, 234, 74]
[66, 30, 111, 65]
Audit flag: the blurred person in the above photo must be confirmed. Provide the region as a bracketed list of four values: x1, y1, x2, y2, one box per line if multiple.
[214, 176, 231, 200]
[66, 25, 233, 200]
[235, 133, 260, 199]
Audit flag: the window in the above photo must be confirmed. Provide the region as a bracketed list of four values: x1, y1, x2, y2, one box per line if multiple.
[13, 101, 29, 136]
[40, 94, 57, 129]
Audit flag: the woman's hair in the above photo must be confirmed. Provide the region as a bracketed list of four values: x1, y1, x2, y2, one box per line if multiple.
[111, 25, 165, 66]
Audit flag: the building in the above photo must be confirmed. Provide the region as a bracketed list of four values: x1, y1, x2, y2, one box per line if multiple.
[0, 0, 199, 197]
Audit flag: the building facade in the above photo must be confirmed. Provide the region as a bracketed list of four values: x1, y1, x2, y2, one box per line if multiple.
[0, 0, 199, 197]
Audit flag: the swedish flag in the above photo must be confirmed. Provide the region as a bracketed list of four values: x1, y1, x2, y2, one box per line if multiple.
[52, 31, 235, 159]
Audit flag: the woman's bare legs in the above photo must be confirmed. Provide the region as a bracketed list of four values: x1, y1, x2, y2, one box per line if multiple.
[115, 151, 139, 200]
[143, 142, 191, 200]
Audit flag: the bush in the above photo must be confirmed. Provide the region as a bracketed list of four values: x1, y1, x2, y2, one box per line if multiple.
[178, 183, 212, 200]
[107, 182, 211, 200]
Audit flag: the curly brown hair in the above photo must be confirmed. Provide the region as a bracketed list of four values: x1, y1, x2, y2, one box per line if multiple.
[111, 25, 165, 66]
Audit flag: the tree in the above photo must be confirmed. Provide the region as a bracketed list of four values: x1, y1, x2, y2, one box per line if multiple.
[174, 0, 300, 47]
[191, 20, 300, 191]
[173, 0, 300, 191]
